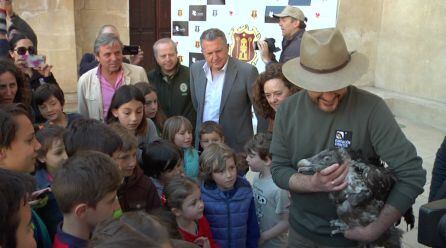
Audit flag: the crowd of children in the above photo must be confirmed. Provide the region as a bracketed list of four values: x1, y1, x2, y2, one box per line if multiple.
[0, 97, 291, 248]
[0, 71, 294, 248]
[0, 8, 292, 246]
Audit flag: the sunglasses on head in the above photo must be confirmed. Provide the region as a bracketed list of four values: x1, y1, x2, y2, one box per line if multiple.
[14, 46, 36, 55]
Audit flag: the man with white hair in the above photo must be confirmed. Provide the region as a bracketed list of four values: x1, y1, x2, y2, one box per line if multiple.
[78, 25, 144, 76]
[77, 33, 148, 121]
[148, 38, 195, 125]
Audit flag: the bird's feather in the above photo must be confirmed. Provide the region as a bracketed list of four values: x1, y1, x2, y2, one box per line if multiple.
[297, 148, 404, 248]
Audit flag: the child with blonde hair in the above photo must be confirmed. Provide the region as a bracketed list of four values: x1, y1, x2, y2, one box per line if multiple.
[164, 177, 218, 248]
[163, 116, 199, 180]
[200, 143, 260, 248]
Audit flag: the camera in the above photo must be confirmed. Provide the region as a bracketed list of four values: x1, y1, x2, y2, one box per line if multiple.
[122, 45, 140, 55]
[418, 199, 446, 247]
[254, 38, 281, 52]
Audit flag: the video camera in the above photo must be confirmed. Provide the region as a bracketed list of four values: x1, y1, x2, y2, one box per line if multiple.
[418, 199, 446, 247]
[254, 38, 281, 53]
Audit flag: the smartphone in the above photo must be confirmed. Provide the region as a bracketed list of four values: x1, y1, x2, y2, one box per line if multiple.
[28, 187, 51, 206]
[122, 45, 140, 55]
[20, 54, 46, 68]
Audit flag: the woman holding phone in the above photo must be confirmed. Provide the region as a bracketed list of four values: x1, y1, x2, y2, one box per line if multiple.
[9, 34, 57, 91]
[9, 34, 59, 122]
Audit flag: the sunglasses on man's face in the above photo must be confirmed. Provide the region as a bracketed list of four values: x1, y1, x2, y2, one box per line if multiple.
[14, 46, 36, 55]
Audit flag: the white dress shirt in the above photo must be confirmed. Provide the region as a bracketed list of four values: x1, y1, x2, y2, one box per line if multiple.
[202, 60, 229, 124]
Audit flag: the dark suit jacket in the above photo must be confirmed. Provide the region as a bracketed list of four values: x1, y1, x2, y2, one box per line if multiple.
[190, 57, 265, 152]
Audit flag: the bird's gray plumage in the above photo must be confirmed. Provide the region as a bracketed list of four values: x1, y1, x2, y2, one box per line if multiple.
[297, 148, 403, 248]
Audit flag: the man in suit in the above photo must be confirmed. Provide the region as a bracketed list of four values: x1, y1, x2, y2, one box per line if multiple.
[190, 28, 263, 152]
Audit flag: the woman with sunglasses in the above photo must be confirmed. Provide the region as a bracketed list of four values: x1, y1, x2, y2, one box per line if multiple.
[0, 0, 38, 58]
[9, 34, 59, 123]
[9, 34, 57, 91]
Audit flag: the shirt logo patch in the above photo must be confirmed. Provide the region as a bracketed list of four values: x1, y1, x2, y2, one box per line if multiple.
[179, 83, 188, 93]
[334, 130, 352, 148]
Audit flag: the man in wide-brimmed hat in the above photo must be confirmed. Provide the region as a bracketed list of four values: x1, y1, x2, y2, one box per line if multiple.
[258, 5, 307, 65]
[270, 28, 426, 247]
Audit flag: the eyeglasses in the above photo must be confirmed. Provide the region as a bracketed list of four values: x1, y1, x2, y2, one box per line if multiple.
[14, 46, 36, 55]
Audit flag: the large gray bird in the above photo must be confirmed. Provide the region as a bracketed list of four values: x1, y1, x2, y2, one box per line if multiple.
[297, 148, 403, 248]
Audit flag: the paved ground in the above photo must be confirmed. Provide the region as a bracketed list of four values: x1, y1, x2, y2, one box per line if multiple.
[398, 117, 445, 248]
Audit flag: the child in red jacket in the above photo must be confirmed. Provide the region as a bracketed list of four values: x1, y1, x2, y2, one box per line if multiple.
[164, 177, 219, 248]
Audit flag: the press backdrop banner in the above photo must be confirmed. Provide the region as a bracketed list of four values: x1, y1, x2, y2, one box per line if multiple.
[171, 0, 338, 72]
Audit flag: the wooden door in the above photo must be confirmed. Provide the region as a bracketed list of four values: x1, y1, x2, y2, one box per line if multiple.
[129, 0, 171, 72]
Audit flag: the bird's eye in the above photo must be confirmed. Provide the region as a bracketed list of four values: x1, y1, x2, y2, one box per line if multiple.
[323, 156, 331, 161]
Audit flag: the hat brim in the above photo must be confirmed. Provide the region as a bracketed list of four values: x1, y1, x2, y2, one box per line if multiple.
[273, 14, 286, 18]
[282, 52, 369, 92]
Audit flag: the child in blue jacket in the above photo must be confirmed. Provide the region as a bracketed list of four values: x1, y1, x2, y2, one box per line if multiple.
[199, 142, 260, 248]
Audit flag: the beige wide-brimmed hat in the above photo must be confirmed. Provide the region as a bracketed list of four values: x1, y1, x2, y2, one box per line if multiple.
[282, 28, 368, 92]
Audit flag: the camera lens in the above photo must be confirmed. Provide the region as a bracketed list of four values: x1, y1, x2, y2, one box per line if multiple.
[254, 41, 259, 50]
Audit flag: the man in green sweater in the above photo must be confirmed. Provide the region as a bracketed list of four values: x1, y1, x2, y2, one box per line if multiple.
[147, 38, 196, 127]
[270, 28, 426, 247]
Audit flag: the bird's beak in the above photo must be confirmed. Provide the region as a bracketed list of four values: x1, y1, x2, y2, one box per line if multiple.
[297, 158, 311, 167]
[297, 166, 316, 174]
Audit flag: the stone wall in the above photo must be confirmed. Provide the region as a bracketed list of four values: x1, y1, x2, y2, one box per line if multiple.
[375, 0, 446, 103]
[13, 0, 78, 92]
[12, 0, 129, 93]
[338, 0, 446, 104]
[74, 0, 129, 70]
[337, 0, 383, 87]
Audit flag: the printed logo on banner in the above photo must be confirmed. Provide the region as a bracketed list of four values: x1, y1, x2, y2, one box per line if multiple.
[178, 55, 184, 63]
[207, 0, 225, 5]
[195, 41, 200, 48]
[229, 25, 260, 65]
[189, 5, 207, 21]
[212, 9, 218, 16]
[172, 21, 189, 36]
[289, 0, 312, 6]
[177, 9, 183, 17]
[264, 6, 284, 23]
[189, 52, 205, 65]
[251, 10, 258, 19]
